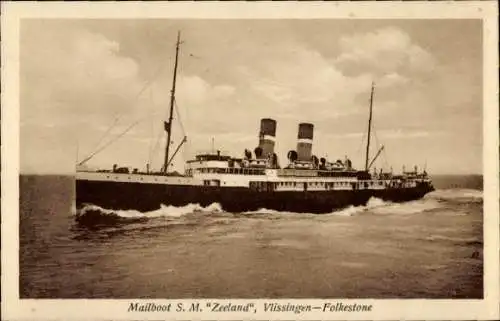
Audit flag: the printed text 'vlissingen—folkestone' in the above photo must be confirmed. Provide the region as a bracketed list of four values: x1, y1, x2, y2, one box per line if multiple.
[263, 302, 373, 314]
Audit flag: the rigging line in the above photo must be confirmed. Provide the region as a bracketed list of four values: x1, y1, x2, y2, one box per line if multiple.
[83, 117, 120, 163]
[174, 98, 186, 137]
[371, 125, 382, 164]
[81, 60, 169, 161]
[148, 85, 154, 159]
[372, 125, 380, 150]
[147, 85, 157, 166]
[175, 101, 190, 163]
[356, 132, 366, 154]
[147, 121, 164, 171]
[354, 132, 367, 166]
[149, 125, 164, 169]
[78, 120, 140, 166]
[79, 110, 164, 166]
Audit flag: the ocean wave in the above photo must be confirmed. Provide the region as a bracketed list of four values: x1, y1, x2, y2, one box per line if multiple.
[242, 198, 389, 217]
[331, 197, 388, 216]
[344, 189, 481, 216]
[241, 207, 354, 217]
[425, 189, 483, 203]
[260, 193, 474, 217]
[79, 202, 222, 218]
[371, 199, 443, 215]
[331, 197, 443, 216]
[75, 202, 223, 227]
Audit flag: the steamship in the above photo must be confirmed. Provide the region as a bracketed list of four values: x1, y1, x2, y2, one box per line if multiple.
[75, 32, 434, 216]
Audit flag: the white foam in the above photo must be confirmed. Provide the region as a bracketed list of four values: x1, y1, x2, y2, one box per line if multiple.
[70, 199, 77, 215]
[426, 189, 483, 202]
[78, 202, 223, 219]
[331, 205, 360, 216]
[243, 208, 283, 215]
[331, 197, 391, 216]
[242, 197, 390, 217]
[371, 199, 442, 215]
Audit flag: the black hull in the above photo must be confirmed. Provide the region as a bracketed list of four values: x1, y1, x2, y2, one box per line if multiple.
[76, 179, 434, 214]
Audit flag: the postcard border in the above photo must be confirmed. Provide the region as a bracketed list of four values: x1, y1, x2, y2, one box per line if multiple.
[2, 2, 499, 321]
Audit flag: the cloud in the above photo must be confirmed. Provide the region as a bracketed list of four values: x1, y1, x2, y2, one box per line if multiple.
[20, 24, 155, 173]
[378, 129, 447, 140]
[250, 47, 347, 105]
[378, 73, 410, 88]
[335, 27, 435, 77]
[321, 128, 446, 141]
[236, 44, 375, 126]
[176, 76, 235, 105]
[232, 27, 435, 126]
[272, 50, 329, 99]
[21, 25, 143, 123]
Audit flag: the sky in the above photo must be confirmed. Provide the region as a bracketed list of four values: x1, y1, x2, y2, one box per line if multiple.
[20, 19, 483, 175]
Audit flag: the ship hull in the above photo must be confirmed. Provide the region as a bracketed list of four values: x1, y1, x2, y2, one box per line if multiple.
[75, 178, 434, 215]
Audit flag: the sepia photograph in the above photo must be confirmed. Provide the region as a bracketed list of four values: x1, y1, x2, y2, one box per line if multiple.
[2, 2, 499, 320]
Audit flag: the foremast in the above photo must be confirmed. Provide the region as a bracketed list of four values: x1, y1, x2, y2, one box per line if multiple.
[163, 31, 181, 173]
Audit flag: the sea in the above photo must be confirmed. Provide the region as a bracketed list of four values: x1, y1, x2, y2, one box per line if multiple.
[19, 174, 483, 299]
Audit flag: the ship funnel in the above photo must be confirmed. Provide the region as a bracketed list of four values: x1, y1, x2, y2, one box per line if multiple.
[297, 123, 314, 161]
[258, 118, 277, 159]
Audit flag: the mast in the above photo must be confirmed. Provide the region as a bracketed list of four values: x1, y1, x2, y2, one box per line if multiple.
[163, 31, 181, 173]
[364, 82, 375, 171]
